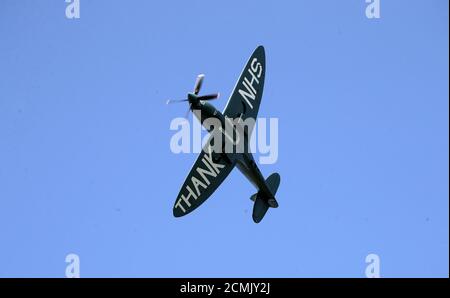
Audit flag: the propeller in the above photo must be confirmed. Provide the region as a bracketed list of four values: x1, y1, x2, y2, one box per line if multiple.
[198, 93, 220, 101]
[166, 74, 220, 118]
[166, 99, 188, 104]
[193, 74, 204, 95]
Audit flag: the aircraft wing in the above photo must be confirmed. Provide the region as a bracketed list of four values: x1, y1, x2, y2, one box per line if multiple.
[223, 45, 266, 136]
[172, 137, 235, 217]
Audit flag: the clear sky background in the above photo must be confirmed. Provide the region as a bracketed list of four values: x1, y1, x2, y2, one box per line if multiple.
[0, 0, 448, 277]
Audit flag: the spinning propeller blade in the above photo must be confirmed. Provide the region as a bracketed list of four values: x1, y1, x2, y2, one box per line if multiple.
[197, 93, 220, 101]
[193, 74, 204, 95]
[166, 99, 188, 104]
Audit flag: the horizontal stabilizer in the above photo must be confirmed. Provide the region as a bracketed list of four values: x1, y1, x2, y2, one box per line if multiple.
[252, 196, 270, 223]
[251, 173, 281, 223]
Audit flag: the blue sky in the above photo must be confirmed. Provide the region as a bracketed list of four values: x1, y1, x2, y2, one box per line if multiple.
[0, 0, 448, 277]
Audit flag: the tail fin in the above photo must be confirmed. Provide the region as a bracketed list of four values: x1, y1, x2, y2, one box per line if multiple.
[251, 173, 281, 223]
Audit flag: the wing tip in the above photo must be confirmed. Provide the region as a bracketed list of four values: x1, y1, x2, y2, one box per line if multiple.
[173, 208, 183, 218]
[256, 45, 265, 54]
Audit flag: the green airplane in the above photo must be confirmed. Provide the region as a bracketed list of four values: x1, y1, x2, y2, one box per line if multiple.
[167, 46, 280, 223]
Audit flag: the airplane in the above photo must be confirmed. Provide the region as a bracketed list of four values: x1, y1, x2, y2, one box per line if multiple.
[167, 46, 280, 223]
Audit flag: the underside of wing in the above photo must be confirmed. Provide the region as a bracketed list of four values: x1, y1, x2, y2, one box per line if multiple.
[223, 46, 266, 136]
[172, 137, 234, 217]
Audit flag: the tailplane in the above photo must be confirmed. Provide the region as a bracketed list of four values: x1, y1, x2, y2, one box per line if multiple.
[251, 173, 280, 223]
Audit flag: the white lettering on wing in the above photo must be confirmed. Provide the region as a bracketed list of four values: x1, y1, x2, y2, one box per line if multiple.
[238, 57, 262, 110]
[174, 146, 225, 213]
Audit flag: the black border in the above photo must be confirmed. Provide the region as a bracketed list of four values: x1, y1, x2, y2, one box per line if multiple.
[0, 278, 447, 295]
